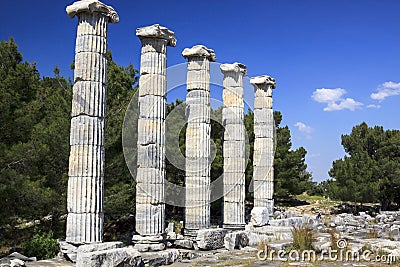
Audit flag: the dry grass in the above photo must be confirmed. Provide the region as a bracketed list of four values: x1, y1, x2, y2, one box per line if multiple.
[291, 225, 315, 251]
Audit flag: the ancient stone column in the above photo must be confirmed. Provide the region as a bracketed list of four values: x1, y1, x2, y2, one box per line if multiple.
[250, 76, 276, 225]
[183, 45, 216, 237]
[132, 24, 176, 251]
[220, 63, 247, 230]
[65, 0, 118, 244]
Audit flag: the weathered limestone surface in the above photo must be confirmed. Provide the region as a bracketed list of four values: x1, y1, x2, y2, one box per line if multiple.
[196, 229, 227, 250]
[250, 75, 276, 225]
[76, 247, 142, 267]
[220, 63, 247, 230]
[134, 24, 176, 248]
[66, 0, 118, 244]
[183, 45, 216, 237]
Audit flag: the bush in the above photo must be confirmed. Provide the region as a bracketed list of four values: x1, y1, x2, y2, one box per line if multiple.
[23, 230, 58, 260]
[291, 226, 315, 251]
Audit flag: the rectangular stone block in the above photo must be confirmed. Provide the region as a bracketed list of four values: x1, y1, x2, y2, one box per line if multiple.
[136, 167, 164, 184]
[186, 89, 210, 105]
[68, 145, 105, 177]
[187, 70, 210, 91]
[141, 38, 167, 54]
[186, 103, 210, 123]
[254, 95, 273, 109]
[223, 141, 245, 158]
[137, 119, 165, 145]
[254, 123, 274, 138]
[222, 106, 244, 125]
[75, 35, 107, 54]
[77, 247, 142, 267]
[187, 59, 208, 71]
[136, 182, 164, 204]
[224, 124, 246, 141]
[185, 123, 211, 140]
[253, 166, 274, 182]
[186, 156, 210, 174]
[223, 89, 244, 108]
[139, 74, 166, 97]
[135, 203, 165, 235]
[71, 81, 106, 118]
[224, 157, 247, 173]
[140, 51, 166, 75]
[74, 52, 107, 84]
[138, 95, 166, 120]
[66, 212, 103, 244]
[223, 172, 245, 186]
[254, 108, 273, 124]
[70, 116, 105, 146]
[254, 180, 274, 199]
[67, 176, 103, 213]
[77, 13, 108, 38]
[137, 144, 165, 169]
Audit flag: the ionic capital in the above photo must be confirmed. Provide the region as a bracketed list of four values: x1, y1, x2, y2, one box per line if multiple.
[220, 62, 247, 76]
[182, 45, 216, 62]
[136, 24, 176, 47]
[250, 75, 276, 91]
[66, 0, 119, 23]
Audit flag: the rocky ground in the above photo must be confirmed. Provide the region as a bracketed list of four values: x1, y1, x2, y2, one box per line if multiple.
[3, 198, 400, 266]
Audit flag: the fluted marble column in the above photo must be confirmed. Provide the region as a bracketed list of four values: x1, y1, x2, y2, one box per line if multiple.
[132, 24, 176, 250]
[65, 0, 118, 244]
[183, 45, 216, 237]
[251, 76, 276, 221]
[221, 63, 247, 230]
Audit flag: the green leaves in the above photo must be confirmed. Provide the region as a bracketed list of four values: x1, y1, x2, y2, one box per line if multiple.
[328, 122, 400, 209]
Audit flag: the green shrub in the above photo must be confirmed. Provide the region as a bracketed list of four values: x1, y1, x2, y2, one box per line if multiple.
[23, 231, 58, 260]
[291, 226, 315, 251]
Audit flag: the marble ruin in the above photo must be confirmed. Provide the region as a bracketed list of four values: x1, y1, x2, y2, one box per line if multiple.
[220, 63, 247, 230]
[64, 1, 278, 260]
[182, 45, 216, 237]
[66, 0, 119, 244]
[132, 24, 176, 251]
[250, 75, 276, 226]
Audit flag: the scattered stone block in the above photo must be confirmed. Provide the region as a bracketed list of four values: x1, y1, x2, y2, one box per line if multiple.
[76, 247, 142, 267]
[251, 207, 269, 226]
[196, 229, 227, 250]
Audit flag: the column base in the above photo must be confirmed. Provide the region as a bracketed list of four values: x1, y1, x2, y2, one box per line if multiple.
[223, 224, 246, 231]
[183, 228, 198, 239]
[132, 234, 165, 252]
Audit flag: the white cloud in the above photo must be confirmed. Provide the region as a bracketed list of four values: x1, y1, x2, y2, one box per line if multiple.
[311, 88, 363, 111]
[312, 88, 346, 103]
[370, 81, 400, 101]
[294, 122, 313, 134]
[367, 104, 381, 109]
[324, 98, 363, 111]
[294, 122, 313, 139]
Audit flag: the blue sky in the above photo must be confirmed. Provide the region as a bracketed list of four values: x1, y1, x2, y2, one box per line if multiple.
[2, 0, 400, 182]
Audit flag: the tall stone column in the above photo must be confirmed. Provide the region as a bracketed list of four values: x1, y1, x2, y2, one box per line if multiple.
[132, 24, 176, 251]
[183, 45, 216, 237]
[220, 63, 247, 230]
[250, 76, 276, 225]
[65, 0, 118, 244]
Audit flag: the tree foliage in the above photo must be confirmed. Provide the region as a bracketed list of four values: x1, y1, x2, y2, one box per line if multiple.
[328, 122, 400, 209]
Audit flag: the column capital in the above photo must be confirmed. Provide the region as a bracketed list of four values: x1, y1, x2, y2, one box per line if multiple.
[250, 75, 276, 90]
[136, 24, 176, 47]
[182, 45, 216, 62]
[66, 0, 119, 23]
[220, 62, 247, 76]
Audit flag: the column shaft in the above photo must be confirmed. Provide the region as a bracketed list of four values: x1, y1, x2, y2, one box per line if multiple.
[183, 45, 216, 237]
[251, 76, 276, 219]
[134, 25, 176, 246]
[221, 63, 247, 230]
[66, 0, 118, 244]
